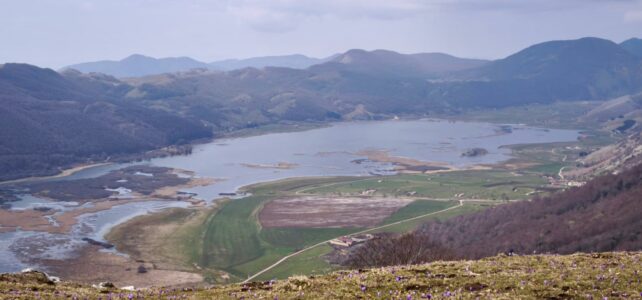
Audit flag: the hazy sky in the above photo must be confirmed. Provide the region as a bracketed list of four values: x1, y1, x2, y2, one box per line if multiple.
[1, 0, 642, 68]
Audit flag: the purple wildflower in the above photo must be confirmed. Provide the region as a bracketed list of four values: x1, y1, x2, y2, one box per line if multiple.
[360, 285, 367, 292]
[407, 295, 412, 300]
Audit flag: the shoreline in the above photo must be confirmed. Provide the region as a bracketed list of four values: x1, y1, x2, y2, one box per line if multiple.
[0, 162, 112, 186]
[0, 170, 216, 235]
[0, 117, 579, 186]
[0, 121, 328, 186]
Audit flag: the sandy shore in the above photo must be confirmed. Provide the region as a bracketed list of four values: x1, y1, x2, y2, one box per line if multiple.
[241, 162, 299, 169]
[0, 209, 55, 232]
[152, 177, 216, 199]
[355, 149, 493, 174]
[356, 149, 451, 168]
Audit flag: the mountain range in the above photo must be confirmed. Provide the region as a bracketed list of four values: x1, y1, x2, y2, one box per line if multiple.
[64, 51, 488, 78]
[65, 54, 211, 78]
[620, 38, 642, 57]
[65, 53, 338, 77]
[211, 54, 336, 71]
[2, 36, 642, 180]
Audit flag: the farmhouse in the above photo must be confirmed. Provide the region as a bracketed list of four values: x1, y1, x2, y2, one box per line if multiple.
[328, 234, 374, 247]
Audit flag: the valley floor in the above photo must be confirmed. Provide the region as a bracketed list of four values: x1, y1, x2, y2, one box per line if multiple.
[2, 104, 627, 287]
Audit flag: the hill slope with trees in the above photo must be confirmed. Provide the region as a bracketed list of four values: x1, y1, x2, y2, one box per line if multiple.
[347, 162, 642, 268]
[0, 64, 212, 180]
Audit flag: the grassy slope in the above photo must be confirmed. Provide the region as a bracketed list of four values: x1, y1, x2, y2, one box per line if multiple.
[302, 171, 547, 200]
[106, 166, 565, 283]
[196, 179, 370, 281]
[3, 252, 641, 299]
[195, 173, 516, 281]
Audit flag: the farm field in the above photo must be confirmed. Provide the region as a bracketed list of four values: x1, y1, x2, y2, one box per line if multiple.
[299, 170, 548, 200]
[107, 166, 551, 283]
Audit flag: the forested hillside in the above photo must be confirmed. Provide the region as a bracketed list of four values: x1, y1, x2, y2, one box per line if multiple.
[0, 64, 211, 180]
[348, 163, 642, 267]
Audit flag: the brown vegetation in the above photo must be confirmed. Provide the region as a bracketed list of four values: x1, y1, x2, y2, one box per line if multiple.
[259, 196, 413, 228]
[347, 163, 642, 267]
[346, 233, 454, 268]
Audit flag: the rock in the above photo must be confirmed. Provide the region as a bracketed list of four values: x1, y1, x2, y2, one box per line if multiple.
[137, 265, 148, 274]
[121, 285, 136, 291]
[92, 281, 115, 289]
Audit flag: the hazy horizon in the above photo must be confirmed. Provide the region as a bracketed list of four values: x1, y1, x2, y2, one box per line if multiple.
[2, 0, 642, 68]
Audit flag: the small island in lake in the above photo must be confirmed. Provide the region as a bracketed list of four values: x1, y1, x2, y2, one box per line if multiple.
[461, 147, 489, 157]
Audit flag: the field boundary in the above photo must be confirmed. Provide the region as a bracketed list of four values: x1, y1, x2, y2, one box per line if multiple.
[242, 200, 466, 282]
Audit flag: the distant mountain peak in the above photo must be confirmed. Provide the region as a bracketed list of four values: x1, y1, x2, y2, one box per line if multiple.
[620, 37, 642, 58]
[65, 55, 213, 78]
[122, 53, 154, 61]
[469, 36, 640, 82]
[324, 48, 489, 77]
[210, 54, 333, 71]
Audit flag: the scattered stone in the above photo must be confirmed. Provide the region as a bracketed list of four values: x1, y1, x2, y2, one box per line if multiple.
[137, 265, 148, 274]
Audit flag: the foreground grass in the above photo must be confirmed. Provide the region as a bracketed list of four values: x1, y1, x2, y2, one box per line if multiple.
[2, 252, 641, 299]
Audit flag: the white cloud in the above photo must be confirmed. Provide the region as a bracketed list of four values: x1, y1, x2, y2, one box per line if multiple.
[625, 10, 642, 21]
[223, 0, 641, 33]
[225, 0, 432, 32]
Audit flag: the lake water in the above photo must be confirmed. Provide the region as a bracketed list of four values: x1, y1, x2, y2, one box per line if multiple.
[148, 119, 578, 200]
[0, 119, 579, 272]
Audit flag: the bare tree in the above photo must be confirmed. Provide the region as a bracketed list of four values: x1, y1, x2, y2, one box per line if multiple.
[346, 233, 455, 268]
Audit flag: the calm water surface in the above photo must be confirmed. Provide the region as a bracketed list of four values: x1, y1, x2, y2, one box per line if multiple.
[149, 119, 578, 200]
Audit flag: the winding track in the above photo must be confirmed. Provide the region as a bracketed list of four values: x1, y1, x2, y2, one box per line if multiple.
[242, 199, 468, 283]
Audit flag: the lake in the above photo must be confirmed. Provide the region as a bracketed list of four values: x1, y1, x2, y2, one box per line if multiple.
[0, 119, 578, 272]
[148, 119, 578, 200]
